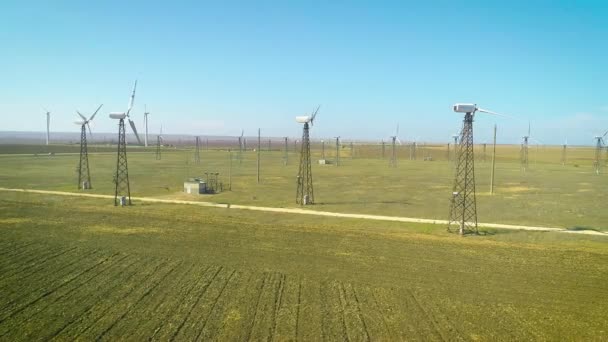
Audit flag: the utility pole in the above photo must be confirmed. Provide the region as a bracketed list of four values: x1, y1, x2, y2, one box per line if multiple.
[228, 149, 232, 190]
[283, 137, 288, 165]
[490, 125, 497, 195]
[335, 137, 340, 166]
[321, 140, 325, 159]
[257, 128, 261, 183]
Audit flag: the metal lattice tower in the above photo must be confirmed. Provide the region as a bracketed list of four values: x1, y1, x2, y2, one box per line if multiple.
[194, 136, 201, 164]
[155, 135, 161, 160]
[77, 124, 92, 189]
[410, 142, 416, 160]
[238, 136, 243, 164]
[114, 119, 132, 206]
[381, 140, 385, 159]
[520, 136, 529, 171]
[561, 144, 567, 166]
[334, 137, 340, 166]
[296, 122, 314, 205]
[448, 112, 477, 235]
[594, 137, 603, 174]
[446, 143, 450, 162]
[389, 137, 397, 167]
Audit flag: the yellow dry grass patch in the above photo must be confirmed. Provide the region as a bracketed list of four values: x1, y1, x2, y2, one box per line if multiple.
[501, 186, 535, 193]
[89, 225, 163, 235]
[0, 218, 32, 224]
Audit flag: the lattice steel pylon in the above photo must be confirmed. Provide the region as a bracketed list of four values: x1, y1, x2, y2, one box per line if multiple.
[114, 119, 132, 206]
[296, 106, 319, 205]
[594, 136, 603, 174]
[520, 136, 529, 171]
[194, 136, 201, 164]
[74, 104, 102, 189]
[389, 137, 397, 167]
[77, 124, 91, 189]
[297, 122, 314, 205]
[448, 112, 477, 235]
[155, 135, 161, 160]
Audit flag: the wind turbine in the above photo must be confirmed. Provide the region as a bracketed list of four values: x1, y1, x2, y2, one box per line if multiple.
[593, 131, 607, 174]
[74, 104, 102, 189]
[448, 103, 509, 235]
[334, 136, 341, 166]
[43, 108, 51, 145]
[143, 105, 150, 147]
[520, 122, 531, 171]
[156, 125, 164, 160]
[389, 124, 402, 167]
[295, 105, 320, 205]
[237, 130, 245, 164]
[109, 80, 141, 206]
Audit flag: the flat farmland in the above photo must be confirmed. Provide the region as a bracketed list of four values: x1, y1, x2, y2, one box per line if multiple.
[0, 192, 607, 340]
[0, 143, 606, 231]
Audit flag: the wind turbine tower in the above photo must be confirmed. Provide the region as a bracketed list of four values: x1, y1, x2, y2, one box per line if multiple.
[195, 136, 201, 164]
[44, 108, 51, 146]
[143, 105, 150, 147]
[334, 136, 340, 166]
[296, 106, 319, 205]
[594, 135, 604, 174]
[156, 126, 163, 160]
[238, 130, 244, 165]
[109, 81, 141, 206]
[561, 140, 567, 166]
[451, 134, 459, 163]
[520, 123, 530, 172]
[74, 104, 102, 190]
[389, 124, 401, 167]
[448, 103, 505, 235]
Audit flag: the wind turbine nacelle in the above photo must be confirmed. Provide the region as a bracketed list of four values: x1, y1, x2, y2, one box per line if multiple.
[109, 112, 126, 119]
[453, 103, 477, 113]
[295, 116, 312, 124]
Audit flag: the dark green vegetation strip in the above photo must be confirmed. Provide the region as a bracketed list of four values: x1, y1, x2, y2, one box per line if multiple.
[0, 193, 607, 340]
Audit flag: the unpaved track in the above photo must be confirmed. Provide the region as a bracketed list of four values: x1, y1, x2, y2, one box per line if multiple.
[1, 187, 605, 237]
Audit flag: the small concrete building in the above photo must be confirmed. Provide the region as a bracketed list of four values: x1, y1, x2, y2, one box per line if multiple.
[184, 179, 206, 194]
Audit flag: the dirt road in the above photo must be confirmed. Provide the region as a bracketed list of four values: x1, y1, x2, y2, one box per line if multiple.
[1, 187, 605, 236]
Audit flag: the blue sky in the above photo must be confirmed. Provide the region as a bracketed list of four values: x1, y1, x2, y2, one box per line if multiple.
[1, 0, 607, 145]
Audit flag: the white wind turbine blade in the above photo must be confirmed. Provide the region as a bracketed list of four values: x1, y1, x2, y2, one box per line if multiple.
[476, 108, 506, 117]
[127, 80, 137, 116]
[77, 111, 87, 122]
[129, 119, 142, 144]
[87, 122, 93, 137]
[602, 130, 608, 138]
[396, 137, 402, 145]
[89, 104, 103, 121]
[310, 105, 320, 125]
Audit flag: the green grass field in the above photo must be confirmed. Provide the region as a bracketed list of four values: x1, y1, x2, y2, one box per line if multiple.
[0, 144, 607, 340]
[0, 192, 607, 340]
[0, 143, 606, 230]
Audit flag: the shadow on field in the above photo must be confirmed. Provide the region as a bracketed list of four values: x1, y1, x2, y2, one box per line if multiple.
[567, 226, 602, 232]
